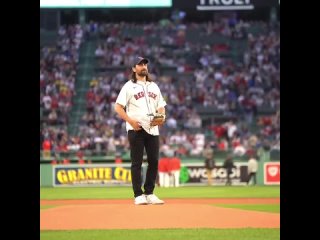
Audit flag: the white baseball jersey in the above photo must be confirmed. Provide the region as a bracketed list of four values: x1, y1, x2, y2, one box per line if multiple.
[115, 79, 167, 136]
[248, 158, 258, 173]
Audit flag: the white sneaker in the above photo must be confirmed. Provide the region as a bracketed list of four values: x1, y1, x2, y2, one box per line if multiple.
[134, 195, 148, 205]
[145, 194, 164, 205]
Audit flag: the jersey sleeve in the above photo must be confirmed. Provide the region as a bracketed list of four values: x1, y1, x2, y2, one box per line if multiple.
[157, 86, 167, 109]
[115, 82, 129, 107]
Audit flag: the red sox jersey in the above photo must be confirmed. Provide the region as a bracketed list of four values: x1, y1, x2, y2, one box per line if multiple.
[115, 79, 167, 136]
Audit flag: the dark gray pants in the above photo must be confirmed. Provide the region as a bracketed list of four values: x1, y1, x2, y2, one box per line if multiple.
[247, 172, 257, 185]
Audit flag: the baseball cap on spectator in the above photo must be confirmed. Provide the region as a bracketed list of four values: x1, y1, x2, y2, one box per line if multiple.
[133, 57, 149, 66]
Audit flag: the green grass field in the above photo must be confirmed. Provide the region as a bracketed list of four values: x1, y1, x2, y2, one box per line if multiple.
[40, 205, 56, 210]
[214, 204, 280, 213]
[40, 228, 280, 240]
[40, 186, 280, 240]
[40, 186, 280, 200]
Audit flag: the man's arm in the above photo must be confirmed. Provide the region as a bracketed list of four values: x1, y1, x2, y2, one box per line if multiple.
[150, 106, 166, 126]
[114, 103, 141, 131]
[157, 106, 165, 115]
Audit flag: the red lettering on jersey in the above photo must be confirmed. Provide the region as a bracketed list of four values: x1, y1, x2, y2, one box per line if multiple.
[148, 92, 157, 99]
[134, 91, 145, 100]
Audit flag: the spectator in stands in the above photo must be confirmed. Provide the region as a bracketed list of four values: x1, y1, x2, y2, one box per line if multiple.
[218, 138, 229, 151]
[114, 153, 123, 164]
[233, 144, 246, 157]
[41, 21, 279, 163]
[166, 116, 177, 128]
[227, 120, 237, 141]
[76, 151, 86, 164]
[42, 138, 51, 159]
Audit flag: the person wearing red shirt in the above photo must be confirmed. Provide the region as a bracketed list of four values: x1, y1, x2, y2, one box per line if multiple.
[42, 139, 51, 159]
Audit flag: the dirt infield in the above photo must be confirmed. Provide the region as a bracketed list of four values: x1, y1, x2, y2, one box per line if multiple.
[40, 198, 280, 230]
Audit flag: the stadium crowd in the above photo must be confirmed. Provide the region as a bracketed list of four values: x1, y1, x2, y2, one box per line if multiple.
[40, 18, 280, 160]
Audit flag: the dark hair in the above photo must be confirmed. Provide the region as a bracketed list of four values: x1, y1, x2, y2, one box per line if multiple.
[131, 71, 153, 83]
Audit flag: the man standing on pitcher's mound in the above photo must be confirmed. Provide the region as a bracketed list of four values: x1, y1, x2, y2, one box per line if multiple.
[114, 57, 166, 205]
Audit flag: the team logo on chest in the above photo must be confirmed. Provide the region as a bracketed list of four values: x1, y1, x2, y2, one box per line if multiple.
[134, 91, 145, 100]
[134, 91, 157, 100]
[148, 92, 157, 99]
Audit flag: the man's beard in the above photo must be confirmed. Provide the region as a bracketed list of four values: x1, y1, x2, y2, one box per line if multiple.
[137, 70, 148, 77]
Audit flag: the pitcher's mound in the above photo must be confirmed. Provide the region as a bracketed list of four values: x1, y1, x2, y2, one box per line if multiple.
[40, 203, 279, 230]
